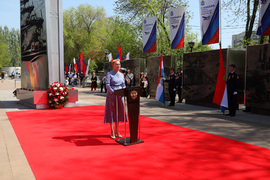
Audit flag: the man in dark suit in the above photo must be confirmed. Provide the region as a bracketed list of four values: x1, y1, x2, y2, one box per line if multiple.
[226, 64, 239, 116]
[166, 68, 176, 106]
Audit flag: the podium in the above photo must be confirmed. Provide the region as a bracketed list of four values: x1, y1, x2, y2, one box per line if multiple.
[114, 86, 144, 146]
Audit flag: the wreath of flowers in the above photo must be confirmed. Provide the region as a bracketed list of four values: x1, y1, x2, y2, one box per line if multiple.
[47, 82, 69, 108]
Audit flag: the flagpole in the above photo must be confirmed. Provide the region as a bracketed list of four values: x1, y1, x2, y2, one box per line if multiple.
[219, 0, 222, 48]
[156, 23, 158, 56]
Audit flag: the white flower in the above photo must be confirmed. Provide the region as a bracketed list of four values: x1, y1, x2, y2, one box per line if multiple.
[59, 87, 64, 91]
[49, 93, 52, 96]
[57, 83, 60, 87]
[60, 96, 64, 100]
[53, 87, 57, 90]
[56, 93, 59, 95]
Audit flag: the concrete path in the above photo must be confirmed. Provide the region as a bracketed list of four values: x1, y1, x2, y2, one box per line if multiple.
[1, 79, 269, 179]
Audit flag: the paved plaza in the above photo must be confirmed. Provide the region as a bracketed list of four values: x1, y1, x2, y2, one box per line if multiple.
[1, 79, 270, 179]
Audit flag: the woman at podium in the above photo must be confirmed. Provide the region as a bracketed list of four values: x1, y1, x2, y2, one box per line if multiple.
[104, 59, 126, 139]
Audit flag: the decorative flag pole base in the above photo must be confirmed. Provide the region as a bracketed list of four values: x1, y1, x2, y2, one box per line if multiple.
[115, 138, 144, 146]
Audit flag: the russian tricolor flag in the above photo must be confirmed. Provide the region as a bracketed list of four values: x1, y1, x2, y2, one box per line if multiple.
[143, 16, 157, 53]
[213, 46, 228, 111]
[199, 0, 219, 45]
[257, 0, 270, 36]
[170, 7, 185, 49]
[155, 54, 165, 104]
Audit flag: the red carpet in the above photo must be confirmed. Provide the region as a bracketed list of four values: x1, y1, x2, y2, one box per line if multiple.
[6, 106, 270, 180]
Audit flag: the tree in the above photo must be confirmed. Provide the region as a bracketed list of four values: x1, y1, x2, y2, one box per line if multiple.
[0, 36, 9, 68]
[223, 0, 260, 46]
[63, 4, 108, 71]
[0, 26, 21, 68]
[105, 16, 143, 60]
[114, 0, 190, 55]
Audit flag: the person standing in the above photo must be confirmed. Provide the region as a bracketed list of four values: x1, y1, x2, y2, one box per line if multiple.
[100, 73, 105, 93]
[166, 68, 177, 106]
[142, 76, 148, 98]
[125, 69, 134, 87]
[1, 70, 5, 82]
[104, 59, 126, 139]
[176, 68, 183, 103]
[11, 70, 15, 79]
[91, 72, 97, 91]
[226, 64, 239, 116]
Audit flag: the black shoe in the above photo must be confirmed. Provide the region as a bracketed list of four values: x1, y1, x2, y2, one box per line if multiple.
[230, 114, 235, 117]
[168, 104, 174, 106]
[225, 114, 231, 116]
[177, 101, 182, 103]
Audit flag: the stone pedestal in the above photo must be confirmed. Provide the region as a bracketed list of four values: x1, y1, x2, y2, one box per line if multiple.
[16, 89, 78, 109]
[18, 0, 78, 108]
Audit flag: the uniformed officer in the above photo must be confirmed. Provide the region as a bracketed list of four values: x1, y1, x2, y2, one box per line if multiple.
[166, 68, 177, 106]
[226, 64, 239, 116]
[176, 68, 183, 103]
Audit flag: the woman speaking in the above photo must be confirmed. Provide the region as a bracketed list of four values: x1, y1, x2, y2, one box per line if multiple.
[104, 59, 126, 139]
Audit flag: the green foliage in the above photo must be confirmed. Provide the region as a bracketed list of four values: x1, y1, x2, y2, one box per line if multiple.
[0, 26, 21, 68]
[105, 16, 143, 60]
[64, 1, 212, 71]
[113, 0, 210, 68]
[0, 39, 9, 68]
[63, 4, 108, 71]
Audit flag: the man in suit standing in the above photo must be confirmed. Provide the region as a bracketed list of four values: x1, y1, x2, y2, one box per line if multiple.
[226, 64, 239, 116]
[166, 68, 177, 106]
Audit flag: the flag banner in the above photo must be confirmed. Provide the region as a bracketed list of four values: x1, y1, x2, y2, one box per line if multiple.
[143, 16, 157, 53]
[65, 64, 68, 73]
[126, 52, 130, 60]
[108, 53, 113, 62]
[155, 54, 165, 104]
[69, 64, 72, 73]
[213, 46, 228, 109]
[116, 54, 123, 60]
[169, 6, 186, 49]
[118, 46, 122, 60]
[77, 58, 81, 74]
[257, 0, 270, 36]
[79, 52, 83, 73]
[199, 0, 219, 45]
[83, 60, 86, 76]
[73, 58, 78, 73]
[85, 59, 91, 77]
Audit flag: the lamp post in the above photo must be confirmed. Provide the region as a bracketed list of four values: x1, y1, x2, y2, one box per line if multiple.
[188, 42, 195, 52]
[104, 49, 108, 61]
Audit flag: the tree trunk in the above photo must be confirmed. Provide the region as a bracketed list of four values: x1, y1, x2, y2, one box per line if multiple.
[244, 0, 259, 46]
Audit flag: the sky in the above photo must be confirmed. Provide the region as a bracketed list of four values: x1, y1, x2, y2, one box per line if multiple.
[0, 0, 246, 49]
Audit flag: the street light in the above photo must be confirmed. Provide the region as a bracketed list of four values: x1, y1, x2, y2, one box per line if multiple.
[188, 42, 195, 52]
[104, 49, 108, 61]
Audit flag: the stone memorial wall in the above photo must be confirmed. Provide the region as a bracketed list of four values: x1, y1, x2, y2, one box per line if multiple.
[183, 49, 227, 107]
[146, 55, 176, 100]
[246, 44, 270, 115]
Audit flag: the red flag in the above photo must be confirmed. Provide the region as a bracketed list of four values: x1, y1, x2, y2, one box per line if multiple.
[83, 62, 87, 76]
[118, 46, 122, 60]
[80, 52, 83, 72]
[213, 46, 228, 108]
[65, 64, 68, 72]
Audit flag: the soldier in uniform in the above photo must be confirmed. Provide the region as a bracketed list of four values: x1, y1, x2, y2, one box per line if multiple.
[226, 64, 239, 116]
[166, 68, 177, 106]
[176, 68, 183, 103]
